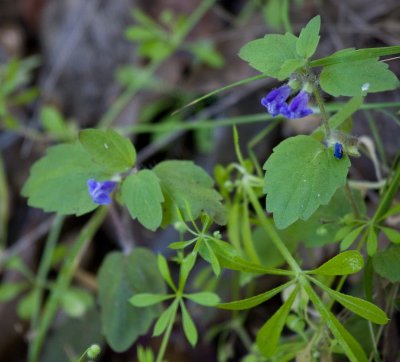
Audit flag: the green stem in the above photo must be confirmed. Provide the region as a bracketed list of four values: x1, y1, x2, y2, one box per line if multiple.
[245, 186, 301, 273]
[28, 207, 107, 362]
[313, 87, 331, 138]
[156, 304, 178, 362]
[345, 182, 360, 218]
[29, 215, 64, 346]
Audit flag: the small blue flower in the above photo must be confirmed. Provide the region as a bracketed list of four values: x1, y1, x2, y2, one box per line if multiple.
[87, 179, 117, 205]
[261, 85, 291, 117]
[280, 90, 313, 119]
[333, 142, 344, 160]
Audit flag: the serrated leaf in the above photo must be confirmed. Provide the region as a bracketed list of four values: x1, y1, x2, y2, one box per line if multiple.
[296, 15, 321, 58]
[311, 277, 388, 324]
[22, 143, 112, 216]
[239, 33, 300, 79]
[381, 227, 400, 244]
[121, 170, 164, 231]
[129, 293, 172, 307]
[79, 128, 136, 173]
[153, 160, 226, 226]
[186, 292, 220, 306]
[264, 135, 351, 229]
[320, 58, 399, 97]
[372, 244, 400, 283]
[308, 250, 364, 276]
[98, 249, 165, 352]
[153, 299, 178, 337]
[256, 287, 298, 357]
[218, 281, 293, 310]
[278, 59, 307, 79]
[180, 301, 198, 346]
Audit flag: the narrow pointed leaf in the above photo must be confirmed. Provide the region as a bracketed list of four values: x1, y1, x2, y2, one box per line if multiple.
[256, 287, 298, 357]
[186, 292, 220, 306]
[311, 277, 388, 324]
[381, 227, 400, 244]
[218, 281, 294, 310]
[180, 301, 198, 346]
[157, 254, 176, 291]
[129, 293, 173, 307]
[307, 250, 364, 276]
[340, 226, 366, 250]
[303, 281, 368, 362]
[153, 300, 178, 337]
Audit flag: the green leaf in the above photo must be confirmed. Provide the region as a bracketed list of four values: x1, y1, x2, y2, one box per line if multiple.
[153, 160, 226, 226]
[320, 58, 399, 97]
[0, 282, 28, 302]
[153, 299, 178, 337]
[264, 135, 351, 229]
[185, 292, 220, 306]
[180, 301, 198, 347]
[310, 45, 400, 67]
[79, 128, 136, 173]
[157, 254, 176, 291]
[340, 225, 366, 250]
[60, 287, 94, 318]
[381, 227, 400, 244]
[311, 277, 388, 324]
[179, 252, 197, 290]
[40, 106, 70, 140]
[296, 15, 321, 58]
[129, 293, 172, 307]
[372, 244, 400, 282]
[21, 143, 112, 216]
[278, 59, 307, 79]
[366, 228, 378, 256]
[98, 249, 165, 352]
[239, 33, 300, 79]
[121, 170, 164, 231]
[199, 238, 291, 276]
[256, 287, 298, 357]
[308, 250, 364, 276]
[303, 282, 368, 362]
[205, 240, 221, 276]
[218, 281, 294, 310]
[282, 188, 365, 248]
[17, 290, 39, 320]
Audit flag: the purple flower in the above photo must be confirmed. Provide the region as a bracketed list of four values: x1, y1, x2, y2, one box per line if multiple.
[280, 90, 313, 119]
[333, 142, 344, 160]
[261, 85, 291, 117]
[87, 179, 117, 205]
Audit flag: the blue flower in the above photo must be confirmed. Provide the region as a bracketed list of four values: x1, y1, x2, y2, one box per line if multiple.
[280, 90, 313, 119]
[333, 142, 344, 160]
[261, 85, 291, 117]
[87, 179, 117, 205]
